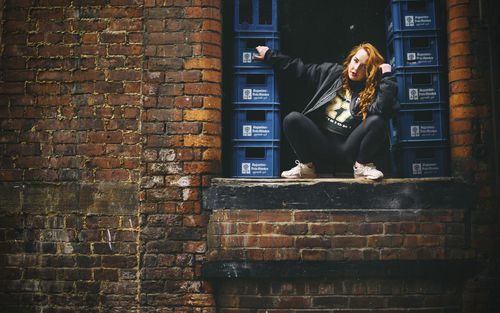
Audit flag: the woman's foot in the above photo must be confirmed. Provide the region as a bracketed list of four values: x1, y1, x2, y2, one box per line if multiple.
[281, 160, 317, 179]
[353, 162, 384, 180]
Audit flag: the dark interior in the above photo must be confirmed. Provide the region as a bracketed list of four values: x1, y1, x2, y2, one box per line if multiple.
[222, 0, 393, 176]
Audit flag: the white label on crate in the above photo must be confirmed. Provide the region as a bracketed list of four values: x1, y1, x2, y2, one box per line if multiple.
[390, 56, 395, 68]
[412, 163, 422, 175]
[388, 21, 393, 32]
[410, 126, 420, 137]
[252, 89, 270, 100]
[252, 126, 270, 137]
[419, 126, 438, 137]
[242, 163, 251, 174]
[242, 125, 252, 136]
[409, 88, 419, 101]
[242, 52, 253, 63]
[405, 16, 415, 27]
[243, 88, 252, 100]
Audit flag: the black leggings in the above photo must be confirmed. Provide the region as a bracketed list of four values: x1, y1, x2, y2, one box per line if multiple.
[283, 111, 388, 169]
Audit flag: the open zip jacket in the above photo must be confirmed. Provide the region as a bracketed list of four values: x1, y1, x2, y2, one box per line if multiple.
[263, 49, 399, 119]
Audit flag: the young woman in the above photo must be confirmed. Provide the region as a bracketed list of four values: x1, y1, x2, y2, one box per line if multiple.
[254, 43, 399, 180]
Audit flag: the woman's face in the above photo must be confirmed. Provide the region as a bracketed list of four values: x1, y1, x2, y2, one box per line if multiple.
[348, 48, 369, 81]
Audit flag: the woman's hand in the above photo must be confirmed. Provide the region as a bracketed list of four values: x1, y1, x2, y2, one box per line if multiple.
[254, 46, 269, 60]
[379, 63, 392, 74]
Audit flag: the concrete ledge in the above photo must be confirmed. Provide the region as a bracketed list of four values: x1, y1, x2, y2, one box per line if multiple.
[202, 260, 477, 280]
[203, 178, 477, 210]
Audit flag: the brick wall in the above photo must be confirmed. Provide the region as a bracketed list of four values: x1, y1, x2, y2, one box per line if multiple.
[0, 0, 222, 312]
[0, 0, 143, 183]
[216, 278, 461, 312]
[207, 208, 472, 262]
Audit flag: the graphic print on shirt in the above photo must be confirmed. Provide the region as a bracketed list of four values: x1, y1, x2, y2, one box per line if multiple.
[324, 89, 361, 136]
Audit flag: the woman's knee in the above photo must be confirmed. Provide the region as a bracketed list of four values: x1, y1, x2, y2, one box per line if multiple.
[283, 111, 306, 130]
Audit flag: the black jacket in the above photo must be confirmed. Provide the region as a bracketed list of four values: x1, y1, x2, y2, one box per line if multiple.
[263, 49, 399, 119]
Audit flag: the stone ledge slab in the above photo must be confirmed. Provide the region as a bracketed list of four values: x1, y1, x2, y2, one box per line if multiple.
[203, 178, 477, 210]
[202, 260, 477, 279]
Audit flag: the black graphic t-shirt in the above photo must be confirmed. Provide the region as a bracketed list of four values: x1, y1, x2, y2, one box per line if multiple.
[324, 89, 361, 136]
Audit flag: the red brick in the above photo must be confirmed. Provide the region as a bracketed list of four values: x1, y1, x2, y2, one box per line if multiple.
[448, 16, 470, 32]
[145, 32, 184, 44]
[190, 32, 221, 45]
[450, 105, 477, 120]
[259, 211, 293, 222]
[185, 83, 221, 96]
[332, 236, 366, 248]
[184, 109, 220, 122]
[184, 58, 221, 70]
[77, 144, 105, 156]
[449, 93, 472, 106]
[183, 161, 220, 174]
[88, 131, 123, 144]
[184, 7, 221, 19]
[184, 135, 221, 147]
[449, 29, 472, 43]
[451, 133, 474, 145]
[258, 235, 293, 248]
[301, 249, 327, 261]
[449, 4, 471, 19]
[449, 55, 474, 70]
[449, 68, 472, 82]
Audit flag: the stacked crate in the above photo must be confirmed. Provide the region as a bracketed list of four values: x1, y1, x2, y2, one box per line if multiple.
[385, 0, 449, 178]
[231, 0, 280, 178]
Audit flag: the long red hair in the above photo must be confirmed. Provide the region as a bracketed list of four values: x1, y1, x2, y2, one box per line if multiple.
[341, 43, 384, 119]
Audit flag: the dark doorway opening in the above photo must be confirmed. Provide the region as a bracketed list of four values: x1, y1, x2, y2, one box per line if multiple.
[222, 0, 391, 177]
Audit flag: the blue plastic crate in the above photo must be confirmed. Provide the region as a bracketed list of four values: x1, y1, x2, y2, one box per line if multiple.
[233, 32, 280, 69]
[231, 140, 280, 178]
[233, 69, 279, 105]
[386, 0, 439, 37]
[387, 31, 443, 69]
[390, 108, 448, 143]
[234, 0, 278, 32]
[394, 67, 447, 107]
[391, 141, 449, 178]
[232, 108, 280, 140]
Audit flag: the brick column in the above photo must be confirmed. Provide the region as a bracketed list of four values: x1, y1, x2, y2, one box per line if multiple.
[447, 0, 492, 186]
[140, 0, 222, 311]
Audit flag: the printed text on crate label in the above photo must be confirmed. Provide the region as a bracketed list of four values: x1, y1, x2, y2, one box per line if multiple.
[407, 52, 434, 64]
[412, 162, 439, 175]
[410, 125, 438, 137]
[408, 88, 437, 101]
[243, 88, 270, 100]
[241, 162, 269, 175]
[243, 125, 269, 137]
[405, 15, 432, 27]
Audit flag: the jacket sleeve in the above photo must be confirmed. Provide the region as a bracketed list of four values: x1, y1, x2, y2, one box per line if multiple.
[367, 73, 399, 118]
[263, 49, 341, 89]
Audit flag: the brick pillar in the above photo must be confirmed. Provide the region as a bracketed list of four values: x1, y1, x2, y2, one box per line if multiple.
[447, 0, 492, 186]
[140, 0, 222, 311]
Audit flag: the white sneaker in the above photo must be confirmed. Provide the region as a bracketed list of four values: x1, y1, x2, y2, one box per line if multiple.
[281, 160, 317, 179]
[353, 163, 384, 180]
